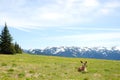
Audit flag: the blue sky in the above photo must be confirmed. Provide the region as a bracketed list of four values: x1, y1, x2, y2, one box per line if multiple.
[0, 0, 120, 49]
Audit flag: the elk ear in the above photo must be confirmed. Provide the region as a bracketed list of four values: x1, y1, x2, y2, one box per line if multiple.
[80, 61, 83, 63]
[85, 61, 87, 64]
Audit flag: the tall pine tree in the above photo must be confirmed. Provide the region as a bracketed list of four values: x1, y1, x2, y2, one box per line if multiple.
[0, 23, 15, 54]
[14, 42, 22, 53]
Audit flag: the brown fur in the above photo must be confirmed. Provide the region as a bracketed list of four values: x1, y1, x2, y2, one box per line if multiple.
[78, 61, 87, 72]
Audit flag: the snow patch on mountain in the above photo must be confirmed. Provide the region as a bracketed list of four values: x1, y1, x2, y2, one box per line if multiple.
[24, 46, 120, 60]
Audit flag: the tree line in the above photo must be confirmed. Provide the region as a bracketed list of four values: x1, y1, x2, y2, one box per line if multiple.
[0, 23, 22, 54]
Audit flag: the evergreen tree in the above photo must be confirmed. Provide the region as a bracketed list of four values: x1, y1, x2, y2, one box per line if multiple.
[14, 42, 22, 53]
[0, 23, 15, 54]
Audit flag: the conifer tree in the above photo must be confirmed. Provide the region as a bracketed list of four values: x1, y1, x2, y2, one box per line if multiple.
[0, 23, 15, 54]
[14, 42, 22, 53]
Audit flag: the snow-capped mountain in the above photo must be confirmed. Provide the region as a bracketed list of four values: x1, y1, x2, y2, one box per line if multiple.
[24, 46, 120, 60]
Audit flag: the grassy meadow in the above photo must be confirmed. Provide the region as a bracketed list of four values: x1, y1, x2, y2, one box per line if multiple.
[0, 53, 120, 80]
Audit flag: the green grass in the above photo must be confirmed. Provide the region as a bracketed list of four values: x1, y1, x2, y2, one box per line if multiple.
[0, 53, 120, 80]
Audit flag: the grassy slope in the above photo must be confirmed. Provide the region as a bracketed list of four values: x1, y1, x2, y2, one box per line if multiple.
[0, 53, 120, 80]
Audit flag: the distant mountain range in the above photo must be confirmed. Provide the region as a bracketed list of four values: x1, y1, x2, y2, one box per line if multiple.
[24, 46, 120, 60]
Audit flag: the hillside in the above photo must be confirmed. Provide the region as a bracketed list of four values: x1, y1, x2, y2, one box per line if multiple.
[0, 54, 120, 80]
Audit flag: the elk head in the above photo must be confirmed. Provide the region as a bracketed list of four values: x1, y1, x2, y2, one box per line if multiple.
[78, 61, 87, 72]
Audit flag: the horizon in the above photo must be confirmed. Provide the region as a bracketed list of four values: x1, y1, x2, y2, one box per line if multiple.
[0, 0, 120, 49]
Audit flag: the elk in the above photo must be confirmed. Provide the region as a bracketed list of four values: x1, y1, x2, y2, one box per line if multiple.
[78, 61, 87, 72]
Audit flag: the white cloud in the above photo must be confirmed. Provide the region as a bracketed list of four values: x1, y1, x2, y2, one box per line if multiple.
[96, 0, 120, 15]
[41, 32, 120, 47]
[99, 8, 110, 15]
[0, 0, 120, 30]
[40, 12, 63, 20]
[82, 0, 100, 7]
[59, 27, 120, 31]
[53, 32, 120, 41]
[105, 1, 120, 8]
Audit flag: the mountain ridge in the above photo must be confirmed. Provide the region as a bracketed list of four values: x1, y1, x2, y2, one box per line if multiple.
[24, 46, 120, 60]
